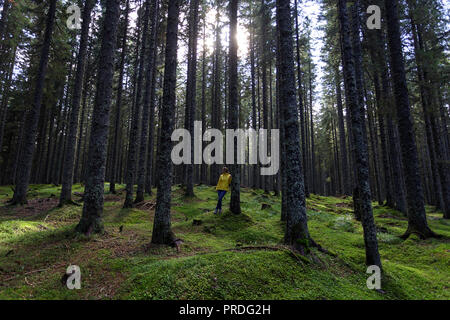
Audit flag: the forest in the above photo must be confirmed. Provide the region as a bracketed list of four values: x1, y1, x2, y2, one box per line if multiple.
[0, 0, 449, 301]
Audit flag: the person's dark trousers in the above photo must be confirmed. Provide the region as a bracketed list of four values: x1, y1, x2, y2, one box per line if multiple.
[216, 190, 227, 212]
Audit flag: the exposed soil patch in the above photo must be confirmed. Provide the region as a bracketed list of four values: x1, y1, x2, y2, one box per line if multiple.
[0, 198, 59, 218]
[78, 229, 148, 259]
[135, 201, 156, 211]
[104, 194, 122, 202]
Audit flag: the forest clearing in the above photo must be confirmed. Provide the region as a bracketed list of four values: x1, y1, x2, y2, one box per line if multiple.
[0, 184, 448, 299]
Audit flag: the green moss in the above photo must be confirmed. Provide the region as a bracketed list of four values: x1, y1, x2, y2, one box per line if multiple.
[328, 216, 356, 233]
[0, 184, 448, 300]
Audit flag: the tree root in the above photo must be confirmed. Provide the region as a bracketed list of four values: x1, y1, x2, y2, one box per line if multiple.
[224, 245, 311, 266]
[400, 228, 442, 240]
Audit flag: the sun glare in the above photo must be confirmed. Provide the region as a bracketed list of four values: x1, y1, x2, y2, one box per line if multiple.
[203, 8, 250, 58]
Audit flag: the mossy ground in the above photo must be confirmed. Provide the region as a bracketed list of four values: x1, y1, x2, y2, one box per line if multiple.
[0, 184, 448, 300]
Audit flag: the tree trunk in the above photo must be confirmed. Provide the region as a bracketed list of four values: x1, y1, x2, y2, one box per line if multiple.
[59, 0, 96, 206]
[136, 0, 160, 202]
[335, 71, 350, 195]
[110, 0, 130, 194]
[123, 0, 151, 208]
[75, 0, 121, 234]
[294, 0, 308, 198]
[200, 11, 207, 185]
[250, 14, 258, 189]
[276, 0, 312, 253]
[0, 0, 10, 44]
[0, 44, 16, 153]
[407, 2, 450, 218]
[228, 0, 241, 214]
[11, 0, 57, 205]
[384, 0, 436, 238]
[260, 0, 270, 194]
[184, 0, 200, 197]
[308, 59, 315, 195]
[337, 0, 381, 267]
[151, 0, 181, 246]
[145, 35, 159, 195]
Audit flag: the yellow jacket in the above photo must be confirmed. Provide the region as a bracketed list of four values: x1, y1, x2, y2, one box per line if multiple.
[216, 173, 232, 191]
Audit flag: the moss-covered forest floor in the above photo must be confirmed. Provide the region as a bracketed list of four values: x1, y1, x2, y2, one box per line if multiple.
[0, 184, 448, 299]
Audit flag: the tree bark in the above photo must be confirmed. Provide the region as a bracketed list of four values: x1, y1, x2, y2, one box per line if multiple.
[384, 0, 436, 238]
[335, 71, 350, 195]
[184, 0, 200, 197]
[110, 0, 130, 194]
[200, 11, 207, 185]
[75, 0, 121, 234]
[276, 0, 312, 253]
[250, 13, 258, 189]
[294, 0, 309, 198]
[123, 0, 151, 208]
[228, 0, 241, 214]
[151, 0, 181, 245]
[338, 0, 381, 267]
[11, 0, 57, 205]
[59, 0, 96, 206]
[136, 0, 160, 202]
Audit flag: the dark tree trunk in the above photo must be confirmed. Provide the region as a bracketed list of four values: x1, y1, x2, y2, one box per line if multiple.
[308, 59, 315, 194]
[184, 0, 200, 197]
[276, 0, 312, 253]
[124, 0, 151, 208]
[136, 0, 160, 203]
[369, 56, 395, 207]
[385, 0, 435, 238]
[337, 0, 381, 267]
[366, 93, 383, 205]
[110, 0, 130, 194]
[59, 0, 96, 206]
[431, 114, 450, 218]
[250, 14, 258, 189]
[335, 71, 350, 195]
[260, 0, 270, 194]
[408, 3, 450, 218]
[11, 0, 57, 205]
[200, 12, 207, 185]
[75, 0, 121, 234]
[276, 17, 287, 222]
[151, 0, 181, 246]
[75, 75, 90, 183]
[384, 0, 436, 238]
[228, 0, 241, 214]
[210, 5, 222, 186]
[145, 35, 159, 195]
[348, 0, 368, 220]
[0, 0, 10, 44]
[0, 44, 16, 153]
[294, 0, 308, 198]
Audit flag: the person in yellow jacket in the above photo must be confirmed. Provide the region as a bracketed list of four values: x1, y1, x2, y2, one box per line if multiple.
[214, 167, 232, 214]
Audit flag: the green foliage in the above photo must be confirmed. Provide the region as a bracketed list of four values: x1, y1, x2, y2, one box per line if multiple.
[0, 185, 449, 300]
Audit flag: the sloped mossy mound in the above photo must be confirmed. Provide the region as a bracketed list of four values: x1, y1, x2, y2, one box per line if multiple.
[119, 250, 390, 300]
